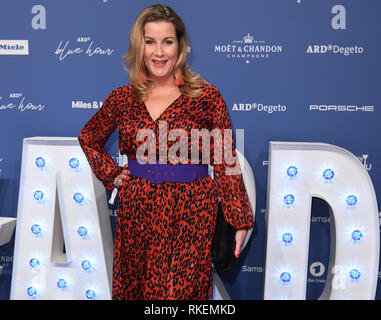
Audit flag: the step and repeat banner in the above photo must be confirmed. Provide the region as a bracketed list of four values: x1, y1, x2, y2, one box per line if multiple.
[1, 0, 380, 300]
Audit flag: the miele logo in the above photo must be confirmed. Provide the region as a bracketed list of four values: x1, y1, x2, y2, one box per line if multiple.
[0, 40, 29, 55]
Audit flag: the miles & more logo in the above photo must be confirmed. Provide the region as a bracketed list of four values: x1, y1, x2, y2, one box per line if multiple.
[72, 100, 103, 109]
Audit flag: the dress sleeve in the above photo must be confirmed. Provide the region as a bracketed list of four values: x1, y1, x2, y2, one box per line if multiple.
[78, 89, 124, 191]
[210, 87, 254, 230]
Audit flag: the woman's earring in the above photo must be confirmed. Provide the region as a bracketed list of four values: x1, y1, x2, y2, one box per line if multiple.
[175, 72, 184, 86]
[141, 70, 147, 84]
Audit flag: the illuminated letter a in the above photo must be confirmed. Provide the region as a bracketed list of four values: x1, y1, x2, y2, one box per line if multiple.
[10, 137, 113, 300]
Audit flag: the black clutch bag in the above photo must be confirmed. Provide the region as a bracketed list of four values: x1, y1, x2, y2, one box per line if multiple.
[211, 201, 237, 275]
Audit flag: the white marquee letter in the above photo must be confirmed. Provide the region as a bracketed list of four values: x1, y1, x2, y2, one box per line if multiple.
[263, 142, 379, 299]
[11, 137, 113, 299]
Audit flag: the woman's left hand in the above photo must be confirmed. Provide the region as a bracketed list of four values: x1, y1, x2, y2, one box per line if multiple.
[234, 229, 248, 258]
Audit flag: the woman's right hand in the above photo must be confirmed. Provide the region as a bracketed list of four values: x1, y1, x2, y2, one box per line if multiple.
[113, 164, 130, 188]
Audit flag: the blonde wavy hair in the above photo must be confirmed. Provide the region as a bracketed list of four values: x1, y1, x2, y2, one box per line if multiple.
[123, 4, 205, 102]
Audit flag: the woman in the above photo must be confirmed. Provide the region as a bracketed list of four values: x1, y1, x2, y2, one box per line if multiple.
[78, 4, 254, 300]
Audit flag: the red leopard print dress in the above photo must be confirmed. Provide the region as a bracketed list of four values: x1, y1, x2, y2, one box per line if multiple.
[78, 82, 254, 300]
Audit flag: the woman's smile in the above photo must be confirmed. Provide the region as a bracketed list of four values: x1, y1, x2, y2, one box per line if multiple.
[152, 59, 168, 67]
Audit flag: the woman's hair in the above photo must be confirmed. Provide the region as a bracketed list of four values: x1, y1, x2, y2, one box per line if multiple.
[123, 4, 205, 101]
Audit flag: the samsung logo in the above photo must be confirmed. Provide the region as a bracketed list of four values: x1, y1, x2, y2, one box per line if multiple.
[242, 265, 263, 272]
[0, 40, 29, 55]
[311, 216, 331, 223]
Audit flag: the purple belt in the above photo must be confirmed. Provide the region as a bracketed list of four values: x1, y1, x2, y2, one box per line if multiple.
[128, 159, 209, 184]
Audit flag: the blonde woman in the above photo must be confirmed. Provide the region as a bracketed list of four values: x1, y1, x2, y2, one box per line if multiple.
[78, 4, 254, 300]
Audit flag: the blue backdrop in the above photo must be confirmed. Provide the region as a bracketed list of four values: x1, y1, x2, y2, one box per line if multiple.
[1, 0, 380, 300]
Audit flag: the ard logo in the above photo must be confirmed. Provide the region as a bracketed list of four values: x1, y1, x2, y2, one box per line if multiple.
[77, 37, 91, 43]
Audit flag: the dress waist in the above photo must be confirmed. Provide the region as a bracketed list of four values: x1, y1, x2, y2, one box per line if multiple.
[128, 159, 209, 184]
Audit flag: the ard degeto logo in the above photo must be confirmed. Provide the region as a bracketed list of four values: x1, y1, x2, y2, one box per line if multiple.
[306, 44, 363, 56]
[232, 102, 287, 114]
[0, 40, 29, 55]
[214, 33, 283, 64]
